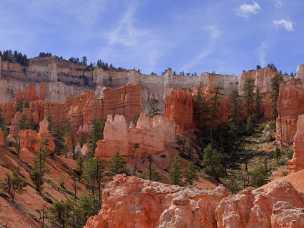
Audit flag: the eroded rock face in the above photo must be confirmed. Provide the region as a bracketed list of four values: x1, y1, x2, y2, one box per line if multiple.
[215, 181, 304, 228]
[239, 67, 278, 95]
[288, 114, 304, 173]
[276, 79, 304, 145]
[296, 64, 304, 80]
[165, 89, 193, 133]
[84, 175, 228, 228]
[239, 67, 278, 120]
[95, 113, 176, 160]
[103, 84, 142, 122]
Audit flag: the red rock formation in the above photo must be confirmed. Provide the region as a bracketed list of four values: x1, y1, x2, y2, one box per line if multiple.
[103, 84, 142, 122]
[288, 114, 304, 173]
[0, 129, 5, 146]
[95, 113, 176, 161]
[239, 66, 278, 95]
[15, 83, 46, 102]
[276, 79, 304, 145]
[84, 175, 228, 228]
[165, 89, 193, 133]
[216, 181, 304, 228]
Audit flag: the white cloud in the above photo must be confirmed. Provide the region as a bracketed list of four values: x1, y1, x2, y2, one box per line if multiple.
[181, 26, 222, 72]
[273, 19, 294, 31]
[236, 1, 261, 17]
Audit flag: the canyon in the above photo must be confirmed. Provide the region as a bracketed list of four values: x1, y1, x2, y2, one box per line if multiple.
[1, 53, 304, 227]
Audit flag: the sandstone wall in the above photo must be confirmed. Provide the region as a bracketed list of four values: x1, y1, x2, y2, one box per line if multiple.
[276, 79, 304, 145]
[103, 84, 142, 122]
[165, 89, 193, 133]
[95, 113, 176, 162]
[239, 67, 278, 95]
[288, 114, 304, 173]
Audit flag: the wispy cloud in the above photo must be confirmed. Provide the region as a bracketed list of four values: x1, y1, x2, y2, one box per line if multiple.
[181, 26, 222, 72]
[100, 1, 167, 73]
[236, 1, 261, 18]
[273, 19, 294, 31]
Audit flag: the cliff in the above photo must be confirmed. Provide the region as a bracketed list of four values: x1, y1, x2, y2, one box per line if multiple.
[84, 175, 304, 228]
[276, 79, 304, 145]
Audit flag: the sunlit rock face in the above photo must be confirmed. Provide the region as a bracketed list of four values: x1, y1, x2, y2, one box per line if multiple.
[296, 64, 304, 80]
[288, 114, 304, 173]
[239, 66, 278, 120]
[276, 79, 304, 145]
[84, 175, 228, 228]
[95, 113, 176, 161]
[216, 181, 304, 228]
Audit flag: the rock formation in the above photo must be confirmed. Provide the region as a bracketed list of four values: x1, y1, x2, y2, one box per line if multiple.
[84, 175, 229, 228]
[239, 66, 278, 95]
[276, 79, 304, 145]
[103, 84, 142, 122]
[288, 114, 304, 173]
[165, 89, 193, 133]
[216, 181, 304, 228]
[85, 175, 304, 228]
[95, 113, 176, 162]
[296, 64, 304, 80]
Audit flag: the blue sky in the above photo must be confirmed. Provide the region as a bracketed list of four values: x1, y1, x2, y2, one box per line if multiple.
[0, 0, 302, 75]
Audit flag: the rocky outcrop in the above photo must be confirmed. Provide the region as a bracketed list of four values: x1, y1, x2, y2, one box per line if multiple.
[0, 129, 5, 146]
[276, 79, 304, 145]
[103, 84, 142, 122]
[288, 114, 304, 173]
[84, 175, 229, 228]
[296, 64, 304, 80]
[95, 113, 176, 161]
[165, 89, 193, 133]
[216, 181, 304, 228]
[239, 67, 278, 120]
[239, 66, 278, 95]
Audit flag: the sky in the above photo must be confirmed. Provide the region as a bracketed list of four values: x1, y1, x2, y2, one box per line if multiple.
[0, 0, 302, 75]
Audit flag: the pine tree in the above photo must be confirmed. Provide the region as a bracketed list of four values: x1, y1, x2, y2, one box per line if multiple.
[271, 74, 283, 120]
[243, 78, 255, 117]
[229, 89, 240, 126]
[109, 152, 127, 176]
[186, 163, 197, 185]
[255, 87, 262, 120]
[203, 144, 225, 180]
[88, 120, 104, 155]
[169, 156, 182, 185]
[82, 158, 104, 204]
[1, 170, 25, 201]
[30, 141, 47, 193]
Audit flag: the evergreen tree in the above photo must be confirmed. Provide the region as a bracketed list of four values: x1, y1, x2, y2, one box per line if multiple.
[18, 114, 32, 130]
[30, 141, 47, 193]
[186, 163, 197, 185]
[203, 144, 225, 180]
[255, 87, 262, 120]
[88, 120, 104, 155]
[169, 156, 182, 185]
[193, 88, 208, 130]
[48, 201, 72, 228]
[243, 78, 255, 117]
[1, 170, 25, 201]
[82, 158, 104, 204]
[109, 152, 127, 176]
[229, 89, 240, 126]
[249, 164, 269, 187]
[271, 74, 283, 120]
